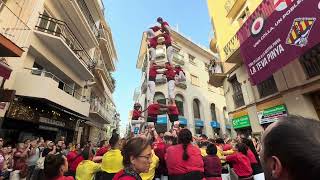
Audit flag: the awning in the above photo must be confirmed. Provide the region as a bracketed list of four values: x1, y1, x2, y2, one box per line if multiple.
[210, 121, 220, 128]
[157, 115, 168, 124]
[179, 117, 187, 125]
[195, 119, 204, 127]
[0, 62, 12, 80]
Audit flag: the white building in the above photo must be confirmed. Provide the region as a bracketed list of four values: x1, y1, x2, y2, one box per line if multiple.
[133, 29, 231, 138]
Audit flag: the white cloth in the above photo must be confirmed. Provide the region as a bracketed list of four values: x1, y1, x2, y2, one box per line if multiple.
[168, 80, 175, 99]
[149, 48, 156, 61]
[9, 170, 26, 180]
[253, 173, 265, 180]
[147, 80, 156, 103]
[166, 46, 173, 64]
[175, 71, 186, 83]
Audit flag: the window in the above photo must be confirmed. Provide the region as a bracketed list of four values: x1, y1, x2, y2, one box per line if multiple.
[189, 54, 196, 65]
[300, 43, 320, 78]
[175, 94, 184, 116]
[237, 7, 250, 26]
[210, 103, 217, 121]
[229, 76, 245, 108]
[193, 99, 201, 119]
[257, 76, 278, 98]
[173, 46, 181, 53]
[195, 127, 203, 135]
[191, 75, 200, 86]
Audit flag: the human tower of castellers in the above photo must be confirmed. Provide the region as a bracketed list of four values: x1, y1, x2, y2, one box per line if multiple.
[1, 17, 319, 180]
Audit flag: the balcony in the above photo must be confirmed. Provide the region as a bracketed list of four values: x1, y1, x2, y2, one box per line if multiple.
[210, 37, 218, 53]
[224, 34, 241, 64]
[53, 0, 99, 48]
[98, 27, 116, 71]
[300, 44, 320, 78]
[141, 79, 147, 94]
[176, 82, 187, 89]
[94, 60, 115, 93]
[0, 0, 31, 57]
[233, 92, 245, 108]
[34, 14, 94, 80]
[12, 70, 90, 116]
[155, 75, 167, 84]
[173, 53, 185, 65]
[225, 0, 246, 19]
[89, 98, 112, 124]
[208, 61, 237, 87]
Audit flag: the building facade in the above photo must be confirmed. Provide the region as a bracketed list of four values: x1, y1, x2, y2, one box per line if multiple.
[207, 0, 320, 136]
[0, 0, 119, 145]
[133, 29, 230, 138]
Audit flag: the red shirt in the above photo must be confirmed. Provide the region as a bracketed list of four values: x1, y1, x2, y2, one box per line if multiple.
[226, 152, 252, 177]
[148, 104, 161, 116]
[96, 146, 110, 157]
[165, 68, 176, 80]
[223, 144, 232, 151]
[132, 110, 142, 120]
[50, 176, 74, 180]
[166, 144, 204, 175]
[66, 151, 84, 172]
[149, 66, 158, 79]
[175, 67, 184, 75]
[167, 105, 179, 115]
[150, 26, 161, 32]
[203, 155, 222, 177]
[113, 170, 137, 180]
[247, 149, 258, 164]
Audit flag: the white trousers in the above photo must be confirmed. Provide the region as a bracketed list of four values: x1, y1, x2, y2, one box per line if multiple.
[168, 80, 175, 99]
[147, 80, 156, 103]
[175, 71, 186, 83]
[166, 46, 174, 64]
[149, 47, 156, 61]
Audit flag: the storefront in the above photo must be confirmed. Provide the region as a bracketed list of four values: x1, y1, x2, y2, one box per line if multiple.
[210, 121, 220, 136]
[1, 97, 85, 144]
[257, 98, 287, 129]
[232, 114, 252, 137]
[194, 119, 204, 135]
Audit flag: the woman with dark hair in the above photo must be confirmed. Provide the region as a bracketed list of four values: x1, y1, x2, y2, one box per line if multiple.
[165, 128, 204, 180]
[43, 154, 73, 180]
[221, 143, 253, 180]
[260, 116, 320, 180]
[113, 137, 152, 180]
[96, 133, 123, 179]
[240, 138, 264, 179]
[203, 143, 222, 180]
[75, 147, 100, 180]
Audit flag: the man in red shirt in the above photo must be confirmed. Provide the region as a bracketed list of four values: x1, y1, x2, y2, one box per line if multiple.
[147, 100, 167, 125]
[167, 99, 179, 128]
[174, 65, 186, 84]
[147, 63, 163, 104]
[164, 62, 176, 102]
[146, 17, 173, 65]
[66, 144, 84, 177]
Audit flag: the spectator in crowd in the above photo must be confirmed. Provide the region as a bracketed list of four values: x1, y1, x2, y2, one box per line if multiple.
[199, 141, 209, 157]
[260, 116, 320, 180]
[43, 154, 73, 180]
[154, 132, 173, 180]
[252, 137, 261, 154]
[221, 143, 253, 180]
[42, 141, 56, 157]
[2, 144, 14, 179]
[95, 140, 110, 158]
[203, 143, 222, 180]
[27, 137, 41, 179]
[113, 137, 152, 180]
[66, 144, 83, 177]
[166, 128, 204, 180]
[75, 147, 100, 180]
[10, 143, 29, 180]
[98, 133, 123, 179]
[140, 145, 159, 180]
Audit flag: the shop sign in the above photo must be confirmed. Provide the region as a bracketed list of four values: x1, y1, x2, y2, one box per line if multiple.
[195, 119, 204, 127]
[258, 104, 287, 124]
[237, 0, 320, 85]
[39, 125, 58, 132]
[179, 117, 187, 125]
[210, 121, 220, 128]
[157, 115, 168, 124]
[232, 115, 251, 129]
[39, 117, 65, 127]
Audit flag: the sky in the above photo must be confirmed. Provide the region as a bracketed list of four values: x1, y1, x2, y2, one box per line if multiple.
[103, 0, 212, 135]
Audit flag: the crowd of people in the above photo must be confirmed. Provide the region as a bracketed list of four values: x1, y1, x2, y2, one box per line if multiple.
[0, 115, 319, 180]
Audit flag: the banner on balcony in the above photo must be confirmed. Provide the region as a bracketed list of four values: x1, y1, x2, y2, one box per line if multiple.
[237, 0, 320, 85]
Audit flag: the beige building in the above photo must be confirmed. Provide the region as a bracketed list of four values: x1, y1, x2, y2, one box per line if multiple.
[0, 0, 118, 144]
[207, 0, 320, 136]
[133, 29, 231, 138]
